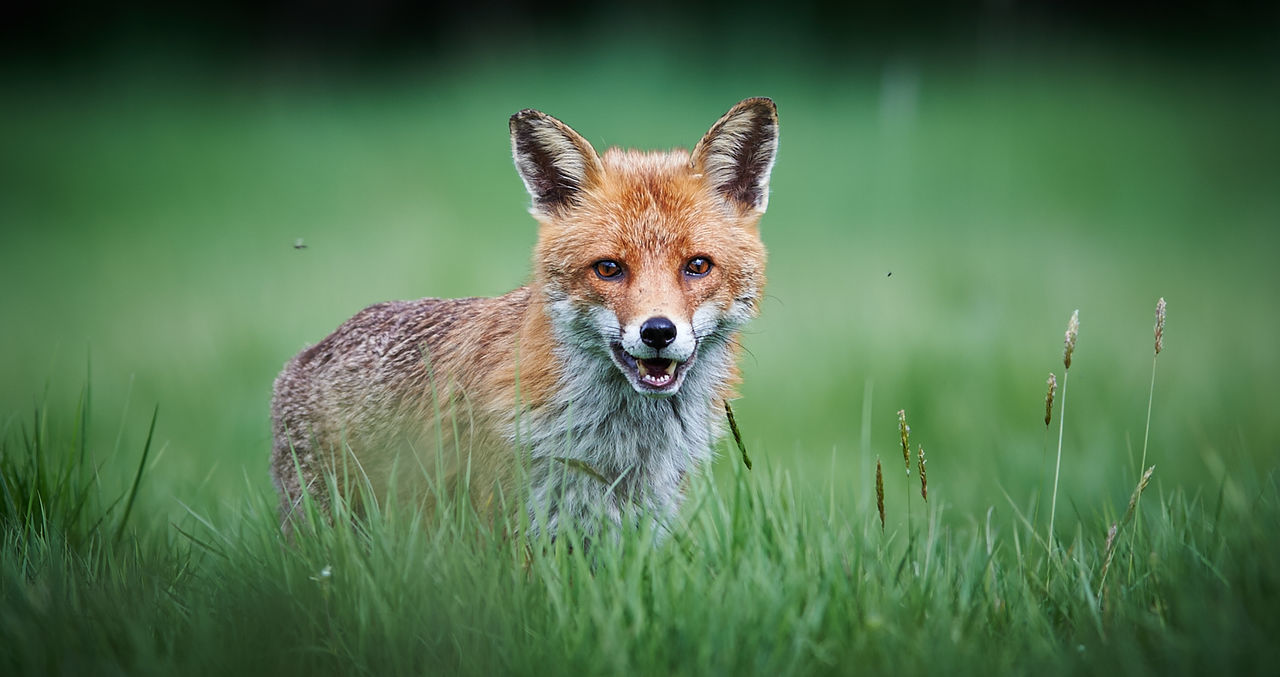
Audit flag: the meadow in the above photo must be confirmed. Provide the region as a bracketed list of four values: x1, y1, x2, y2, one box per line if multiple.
[2, 40, 1278, 674]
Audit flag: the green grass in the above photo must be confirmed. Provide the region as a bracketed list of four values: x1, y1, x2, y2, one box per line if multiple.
[3, 393, 1278, 675]
[2, 39, 1279, 674]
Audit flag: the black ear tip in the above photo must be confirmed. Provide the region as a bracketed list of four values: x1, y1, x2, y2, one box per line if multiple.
[736, 97, 777, 119]
[510, 108, 546, 130]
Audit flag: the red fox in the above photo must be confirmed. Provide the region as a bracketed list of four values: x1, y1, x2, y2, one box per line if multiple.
[271, 98, 778, 536]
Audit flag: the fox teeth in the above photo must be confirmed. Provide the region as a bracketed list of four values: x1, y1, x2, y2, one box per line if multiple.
[642, 372, 672, 386]
[637, 359, 677, 386]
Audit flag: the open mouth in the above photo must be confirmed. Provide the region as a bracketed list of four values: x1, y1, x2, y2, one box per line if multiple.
[610, 343, 691, 395]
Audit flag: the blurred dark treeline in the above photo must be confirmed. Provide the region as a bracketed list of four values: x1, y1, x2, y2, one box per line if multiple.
[6, 0, 1279, 69]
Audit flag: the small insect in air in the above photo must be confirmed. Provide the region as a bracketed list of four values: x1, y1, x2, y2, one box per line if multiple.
[886, 271, 892, 277]
[293, 238, 308, 250]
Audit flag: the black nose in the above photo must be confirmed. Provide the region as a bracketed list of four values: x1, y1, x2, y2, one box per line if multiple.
[640, 316, 677, 350]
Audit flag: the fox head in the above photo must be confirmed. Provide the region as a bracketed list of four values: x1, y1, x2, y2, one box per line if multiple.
[510, 98, 777, 398]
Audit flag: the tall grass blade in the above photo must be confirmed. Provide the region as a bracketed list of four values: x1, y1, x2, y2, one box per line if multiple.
[113, 404, 157, 544]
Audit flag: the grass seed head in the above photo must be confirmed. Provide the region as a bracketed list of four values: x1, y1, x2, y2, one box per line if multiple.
[1154, 297, 1166, 355]
[1045, 372, 1057, 427]
[898, 409, 911, 476]
[875, 458, 886, 532]
[918, 445, 928, 502]
[1099, 522, 1120, 584]
[1064, 309, 1080, 370]
[1099, 466, 1156, 589]
[1124, 465, 1156, 524]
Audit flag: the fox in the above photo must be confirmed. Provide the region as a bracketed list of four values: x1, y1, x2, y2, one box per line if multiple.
[270, 97, 778, 537]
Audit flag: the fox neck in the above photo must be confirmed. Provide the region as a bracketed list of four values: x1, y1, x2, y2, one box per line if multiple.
[511, 282, 737, 534]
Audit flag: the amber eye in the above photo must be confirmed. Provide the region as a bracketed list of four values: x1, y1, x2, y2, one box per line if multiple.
[594, 260, 623, 279]
[685, 257, 713, 277]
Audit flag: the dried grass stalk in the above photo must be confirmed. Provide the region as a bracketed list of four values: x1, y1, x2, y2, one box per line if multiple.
[1132, 297, 1167, 568]
[1064, 309, 1080, 370]
[1154, 297, 1166, 355]
[1103, 523, 1118, 555]
[1048, 310, 1079, 560]
[876, 458, 885, 532]
[1099, 465, 1156, 592]
[724, 400, 751, 470]
[1045, 372, 1057, 427]
[898, 409, 911, 476]
[918, 445, 928, 502]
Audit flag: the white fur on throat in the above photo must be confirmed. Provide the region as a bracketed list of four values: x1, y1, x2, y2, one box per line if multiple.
[511, 291, 748, 537]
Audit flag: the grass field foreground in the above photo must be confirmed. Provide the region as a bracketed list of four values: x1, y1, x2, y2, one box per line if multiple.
[2, 385, 1278, 675]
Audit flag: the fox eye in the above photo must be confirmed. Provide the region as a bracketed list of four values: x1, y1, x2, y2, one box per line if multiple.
[685, 257, 713, 277]
[593, 260, 623, 279]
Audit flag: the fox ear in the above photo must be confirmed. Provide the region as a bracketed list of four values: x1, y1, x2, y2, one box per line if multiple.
[690, 97, 779, 214]
[510, 109, 602, 215]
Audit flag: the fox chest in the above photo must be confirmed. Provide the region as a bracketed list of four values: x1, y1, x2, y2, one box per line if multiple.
[511, 390, 722, 532]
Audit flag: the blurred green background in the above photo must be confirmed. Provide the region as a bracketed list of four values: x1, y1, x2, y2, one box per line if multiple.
[1, 1, 1277, 527]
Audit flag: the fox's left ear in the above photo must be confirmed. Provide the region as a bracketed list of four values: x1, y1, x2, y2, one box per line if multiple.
[510, 109, 603, 216]
[691, 97, 779, 214]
